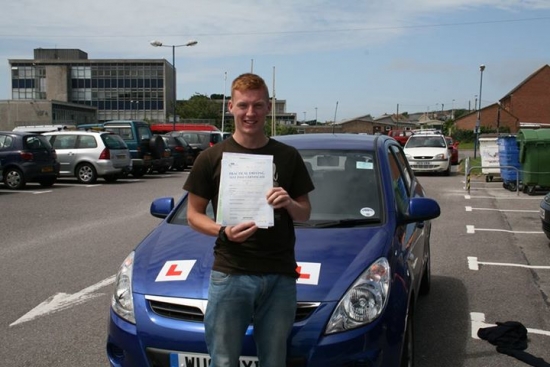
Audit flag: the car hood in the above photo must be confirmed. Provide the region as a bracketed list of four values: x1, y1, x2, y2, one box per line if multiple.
[404, 147, 446, 156]
[132, 223, 390, 302]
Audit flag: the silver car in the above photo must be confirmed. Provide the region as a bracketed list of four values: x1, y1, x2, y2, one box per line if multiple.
[43, 131, 131, 183]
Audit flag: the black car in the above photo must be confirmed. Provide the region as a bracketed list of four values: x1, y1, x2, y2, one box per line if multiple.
[0, 131, 60, 189]
[540, 192, 550, 240]
[161, 135, 195, 171]
[168, 131, 229, 158]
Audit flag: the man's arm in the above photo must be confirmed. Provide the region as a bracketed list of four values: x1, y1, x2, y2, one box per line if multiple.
[187, 192, 219, 237]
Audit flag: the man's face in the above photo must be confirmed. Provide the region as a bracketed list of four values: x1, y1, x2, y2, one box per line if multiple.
[229, 88, 271, 138]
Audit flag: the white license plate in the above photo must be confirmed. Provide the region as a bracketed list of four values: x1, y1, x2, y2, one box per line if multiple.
[117, 154, 127, 159]
[415, 161, 431, 166]
[170, 352, 258, 367]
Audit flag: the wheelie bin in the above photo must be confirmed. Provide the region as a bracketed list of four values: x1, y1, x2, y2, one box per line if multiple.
[497, 135, 522, 191]
[478, 136, 500, 182]
[517, 128, 550, 195]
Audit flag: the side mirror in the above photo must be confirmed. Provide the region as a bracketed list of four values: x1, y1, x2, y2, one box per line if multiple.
[150, 197, 175, 219]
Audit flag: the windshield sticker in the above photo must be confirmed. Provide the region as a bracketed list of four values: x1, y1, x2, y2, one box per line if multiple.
[360, 207, 375, 217]
[296, 262, 321, 285]
[356, 161, 373, 170]
[155, 260, 197, 282]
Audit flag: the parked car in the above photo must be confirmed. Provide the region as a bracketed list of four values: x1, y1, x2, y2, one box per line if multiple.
[168, 130, 229, 158]
[540, 192, 550, 240]
[445, 136, 460, 165]
[79, 121, 162, 178]
[146, 135, 173, 174]
[387, 129, 413, 146]
[43, 131, 131, 183]
[161, 135, 194, 171]
[0, 131, 59, 190]
[404, 132, 451, 175]
[106, 133, 441, 367]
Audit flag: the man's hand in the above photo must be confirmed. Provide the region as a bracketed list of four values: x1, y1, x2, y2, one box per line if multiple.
[266, 187, 291, 209]
[226, 221, 258, 243]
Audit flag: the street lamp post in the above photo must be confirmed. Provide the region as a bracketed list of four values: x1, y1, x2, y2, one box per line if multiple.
[473, 64, 486, 159]
[150, 40, 198, 131]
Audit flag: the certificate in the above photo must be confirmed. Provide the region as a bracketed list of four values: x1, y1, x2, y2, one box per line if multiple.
[216, 153, 274, 228]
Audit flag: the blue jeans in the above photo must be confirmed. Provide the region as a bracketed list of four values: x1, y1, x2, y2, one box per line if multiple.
[205, 271, 297, 367]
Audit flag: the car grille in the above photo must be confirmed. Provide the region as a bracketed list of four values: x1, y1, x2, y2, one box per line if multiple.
[149, 299, 319, 323]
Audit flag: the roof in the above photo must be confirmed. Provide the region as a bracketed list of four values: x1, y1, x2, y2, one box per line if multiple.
[501, 64, 550, 100]
[274, 133, 390, 150]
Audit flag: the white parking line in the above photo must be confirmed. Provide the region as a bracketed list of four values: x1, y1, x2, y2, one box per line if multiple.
[471, 312, 550, 339]
[465, 206, 539, 213]
[465, 195, 541, 200]
[466, 225, 543, 234]
[467, 256, 550, 271]
[0, 189, 52, 194]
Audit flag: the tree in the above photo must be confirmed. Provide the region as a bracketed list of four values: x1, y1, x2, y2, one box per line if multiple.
[177, 94, 220, 121]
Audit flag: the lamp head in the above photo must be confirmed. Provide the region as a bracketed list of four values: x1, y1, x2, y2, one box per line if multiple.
[150, 40, 163, 47]
[480, 64, 486, 72]
[186, 40, 198, 47]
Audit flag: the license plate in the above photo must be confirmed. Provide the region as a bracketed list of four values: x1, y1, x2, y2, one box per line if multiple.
[41, 166, 53, 172]
[117, 154, 127, 159]
[416, 161, 431, 166]
[170, 352, 258, 367]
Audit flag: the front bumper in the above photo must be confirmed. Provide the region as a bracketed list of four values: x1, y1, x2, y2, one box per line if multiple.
[408, 159, 449, 172]
[107, 292, 407, 367]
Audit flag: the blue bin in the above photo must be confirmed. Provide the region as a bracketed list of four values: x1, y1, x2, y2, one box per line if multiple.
[498, 135, 522, 187]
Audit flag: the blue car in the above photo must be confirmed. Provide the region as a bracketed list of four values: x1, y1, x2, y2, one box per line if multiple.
[107, 133, 441, 367]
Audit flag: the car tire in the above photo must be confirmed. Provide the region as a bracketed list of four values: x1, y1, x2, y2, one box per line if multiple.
[103, 175, 118, 183]
[132, 168, 146, 178]
[4, 167, 26, 190]
[38, 177, 56, 187]
[146, 136, 166, 160]
[76, 163, 97, 184]
[400, 302, 415, 367]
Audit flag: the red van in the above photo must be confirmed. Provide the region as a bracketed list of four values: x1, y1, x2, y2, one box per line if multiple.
[150, 124, 219, 134]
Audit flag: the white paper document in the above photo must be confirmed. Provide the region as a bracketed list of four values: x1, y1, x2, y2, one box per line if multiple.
[216, 152, 274, 228]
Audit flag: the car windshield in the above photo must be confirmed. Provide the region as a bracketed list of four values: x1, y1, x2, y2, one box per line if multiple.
[406, 136, 446, 148]
[170, 149, 382, 227]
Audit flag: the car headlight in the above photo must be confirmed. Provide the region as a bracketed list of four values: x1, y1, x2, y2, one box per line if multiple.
[112, 251, 135, 324]
[434, 153, 446, 159]
[405, 154, 412, 160]
[325, 257, 390, 334]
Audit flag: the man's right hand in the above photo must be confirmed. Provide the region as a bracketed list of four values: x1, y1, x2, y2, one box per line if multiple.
[226, 221, 258, 243]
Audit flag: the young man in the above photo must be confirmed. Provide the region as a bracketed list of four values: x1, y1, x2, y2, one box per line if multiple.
[184, 73, 314, 367]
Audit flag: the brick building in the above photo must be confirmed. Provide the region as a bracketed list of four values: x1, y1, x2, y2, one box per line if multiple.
[455, 64, 550, 133]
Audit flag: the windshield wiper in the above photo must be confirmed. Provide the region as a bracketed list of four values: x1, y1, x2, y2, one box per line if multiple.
[296, 218, 381, 228]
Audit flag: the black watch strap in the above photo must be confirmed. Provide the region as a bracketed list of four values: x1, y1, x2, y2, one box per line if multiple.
[218, 226, 228, 241]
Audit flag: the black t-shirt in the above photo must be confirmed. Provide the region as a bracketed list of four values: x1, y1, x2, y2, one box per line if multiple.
[183, 137, 314, 278]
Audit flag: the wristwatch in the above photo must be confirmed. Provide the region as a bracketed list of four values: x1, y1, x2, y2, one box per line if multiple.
[218, 226, 228, 241]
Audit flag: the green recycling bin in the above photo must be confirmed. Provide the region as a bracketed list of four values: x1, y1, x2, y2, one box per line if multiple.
[517, 128, 550, 192]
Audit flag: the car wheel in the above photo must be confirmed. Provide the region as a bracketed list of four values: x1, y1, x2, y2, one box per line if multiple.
[76, 163, 97, 184]
[132, 168, 146, 178]
[400, 303, 415, 367]
[444, 164, 451, 176]
[157, 167, 168, 174]
[175, 164, 186, 172]
[103, 175, 118, 183]
[38, 177, 56, 187]
[4, 168, 26, 190]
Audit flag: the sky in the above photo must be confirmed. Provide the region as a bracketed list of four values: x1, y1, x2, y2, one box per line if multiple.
[0, 0, 549, 123]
